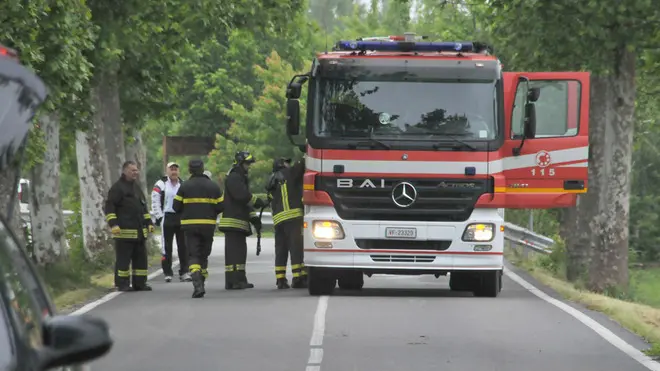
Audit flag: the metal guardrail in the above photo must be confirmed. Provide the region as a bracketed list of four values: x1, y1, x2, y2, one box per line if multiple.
[257, 211, 554, 253]
[502, 222, 554, 254]
[20, 209, 75, 223]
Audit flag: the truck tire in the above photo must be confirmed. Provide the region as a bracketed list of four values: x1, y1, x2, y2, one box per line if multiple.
[308, 267, 336, 296]
[473, 270, 501, 297]
[338, 271, 364, 290]
[449, 272, 475, 291]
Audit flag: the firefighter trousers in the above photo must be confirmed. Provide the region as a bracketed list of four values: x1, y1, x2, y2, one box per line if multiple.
[274, 221, 305, 280]
[224, 230, 249, 287]
[115, 239, 149, 289]
[161, 213, 188, 277]
[184, 226, 215, 280]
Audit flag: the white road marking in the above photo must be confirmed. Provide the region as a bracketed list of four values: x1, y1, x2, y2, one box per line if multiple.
[310, 296, 329, 346]
[306, 296, 329, 371]
[505, 269, 660, 371]
[307, 348, 323, 364]
[70, 261, 180, 316]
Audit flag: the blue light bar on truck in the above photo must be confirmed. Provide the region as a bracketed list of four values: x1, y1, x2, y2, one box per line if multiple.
[334, 40, 476, 53]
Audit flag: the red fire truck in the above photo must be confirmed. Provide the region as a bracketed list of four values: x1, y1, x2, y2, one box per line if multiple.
[285, 33, 589, 297]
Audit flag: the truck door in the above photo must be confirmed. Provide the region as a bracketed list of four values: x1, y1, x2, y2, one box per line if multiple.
[500, 72, 590, 208]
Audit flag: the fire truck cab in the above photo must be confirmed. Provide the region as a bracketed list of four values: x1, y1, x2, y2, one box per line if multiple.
[285, 33, 590, 297]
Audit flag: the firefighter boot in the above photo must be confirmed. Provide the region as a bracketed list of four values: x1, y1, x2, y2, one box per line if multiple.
[225, 271, 235, 290]
[276, 278, 290, 289]
[291, 276, 307, 289]
[191, 271, 205, 298]
[230, 271, 254, 289]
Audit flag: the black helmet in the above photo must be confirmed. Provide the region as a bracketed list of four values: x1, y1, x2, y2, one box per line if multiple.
[272, 157, 291, 172]
[188, 158, 204, 175]
[234, 151, 255, 165]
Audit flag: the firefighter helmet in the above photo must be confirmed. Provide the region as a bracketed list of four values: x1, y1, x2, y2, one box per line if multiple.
[234, 151, 255, 164]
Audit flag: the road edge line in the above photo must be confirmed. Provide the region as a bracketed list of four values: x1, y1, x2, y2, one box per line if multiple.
[505, 269, 660, 371]
[70, 261, 180, 316]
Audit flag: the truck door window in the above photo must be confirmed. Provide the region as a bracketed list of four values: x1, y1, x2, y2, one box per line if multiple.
[511, 80, 581, 138]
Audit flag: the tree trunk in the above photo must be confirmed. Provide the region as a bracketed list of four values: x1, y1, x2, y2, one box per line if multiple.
[125, 131, 148, 198]
[28, 113, 68, 265]
[95, 69, 125, 181]
[561, 201, 586, 282]
[580, 49, 636, 293]
[0, 162, 27, 246]
[75, 128, 111, 258]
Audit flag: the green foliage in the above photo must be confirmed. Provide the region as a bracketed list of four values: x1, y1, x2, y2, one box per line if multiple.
[208, 51, 311, 189]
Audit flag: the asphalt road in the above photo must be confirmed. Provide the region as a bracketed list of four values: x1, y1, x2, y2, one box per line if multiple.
[85, 237, 656, 371]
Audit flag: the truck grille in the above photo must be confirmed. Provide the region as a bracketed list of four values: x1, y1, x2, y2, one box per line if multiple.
[355, 239, 451, 251]
[317, 176, 492, 222]
[370, 255, 436, 263]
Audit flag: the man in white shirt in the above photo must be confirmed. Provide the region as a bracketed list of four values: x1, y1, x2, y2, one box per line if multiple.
[152, 162, 191, 282]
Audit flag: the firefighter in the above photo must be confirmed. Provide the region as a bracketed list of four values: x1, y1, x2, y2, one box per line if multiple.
[218, 151, 267, 290]
[172, 159, 223, 298]
[105, 160, 154, 292]
[265, 157, 307, 289]
[151, 162, 191, 283]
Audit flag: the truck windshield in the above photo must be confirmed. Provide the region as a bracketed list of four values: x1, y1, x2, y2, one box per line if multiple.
[314, 77, 498, 141]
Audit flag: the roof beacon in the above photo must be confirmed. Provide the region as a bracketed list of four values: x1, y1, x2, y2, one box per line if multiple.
[334, 39, 475, 53]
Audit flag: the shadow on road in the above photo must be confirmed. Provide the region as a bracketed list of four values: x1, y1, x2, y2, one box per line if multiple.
[332, 288, 474, 298]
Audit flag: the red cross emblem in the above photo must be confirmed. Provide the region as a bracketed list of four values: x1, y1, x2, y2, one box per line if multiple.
[535, 150, 551, 168]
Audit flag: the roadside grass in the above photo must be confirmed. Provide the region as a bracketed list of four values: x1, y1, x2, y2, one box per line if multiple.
[505, 245, 660, 356]
[39, 239, 162, 313]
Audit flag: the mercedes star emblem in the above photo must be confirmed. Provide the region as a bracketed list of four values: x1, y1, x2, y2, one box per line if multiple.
[402, 153, 408, 160]
[391, 182, 417, 208]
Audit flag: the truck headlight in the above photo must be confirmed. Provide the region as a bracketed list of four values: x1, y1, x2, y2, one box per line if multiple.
[312, 220, 345, 240]
[462, 223, 495, 242]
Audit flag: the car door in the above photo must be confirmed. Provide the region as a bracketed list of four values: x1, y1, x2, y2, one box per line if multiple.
[500, 72, 590, 208]
[0, 217, 72, 370]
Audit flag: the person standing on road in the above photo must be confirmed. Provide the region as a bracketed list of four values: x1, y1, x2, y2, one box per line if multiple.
[218, 151, 267, 290]
[151, 162, 191, 283]
[172, 159, 224, 299]
[265, 157, 307, 289]
[105, 160, 154, 292]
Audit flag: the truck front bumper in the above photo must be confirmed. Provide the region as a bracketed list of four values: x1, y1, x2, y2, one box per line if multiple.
[303, 206, 504, 272]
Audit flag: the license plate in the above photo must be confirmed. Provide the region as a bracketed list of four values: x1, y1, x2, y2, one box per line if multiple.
[385, 227, 417, 239]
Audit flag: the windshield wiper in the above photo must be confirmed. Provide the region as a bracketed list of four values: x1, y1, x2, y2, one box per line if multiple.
[432, 136, 477, 151]
[348, 138, 391, 150]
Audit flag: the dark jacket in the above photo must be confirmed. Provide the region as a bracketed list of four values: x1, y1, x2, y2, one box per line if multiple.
[218, 166, 266, 235]
[266, 160, 305, 226]
[104, 175, 152, 240]
[172, 173, 223, 230]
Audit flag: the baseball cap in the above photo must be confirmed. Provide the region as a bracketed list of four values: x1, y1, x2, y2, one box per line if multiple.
[167, 161, 179, 168]
[203, 170, 212, 178]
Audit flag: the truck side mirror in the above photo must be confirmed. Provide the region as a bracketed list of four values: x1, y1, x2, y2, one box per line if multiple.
[286, 99, 300, 136]
[527, 87, 540, 102]
[523, 103, 536, 139]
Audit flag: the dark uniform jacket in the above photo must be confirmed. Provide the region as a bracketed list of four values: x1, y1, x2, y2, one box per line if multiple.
[104, 175, 152, 240]
[218, 166, 264, 235]
[172, 173, 223, 230]
[266, 160, 305, 226]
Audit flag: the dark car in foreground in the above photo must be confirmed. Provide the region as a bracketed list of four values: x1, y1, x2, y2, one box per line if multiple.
[0, 43, 113, 370]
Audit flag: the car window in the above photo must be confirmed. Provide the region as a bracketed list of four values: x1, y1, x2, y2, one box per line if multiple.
[0, 218, 51, 349]
[0, 295, 16, 370]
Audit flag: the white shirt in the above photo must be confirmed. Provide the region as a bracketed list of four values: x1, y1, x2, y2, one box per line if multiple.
[151, 177, 181, 218]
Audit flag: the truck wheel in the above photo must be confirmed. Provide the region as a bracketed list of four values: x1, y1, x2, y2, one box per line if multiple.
[449, 272, 475, 291]
[473, 270, 500, 297]
[338, 271, 364, 290]
[308, 268, 336, 296]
